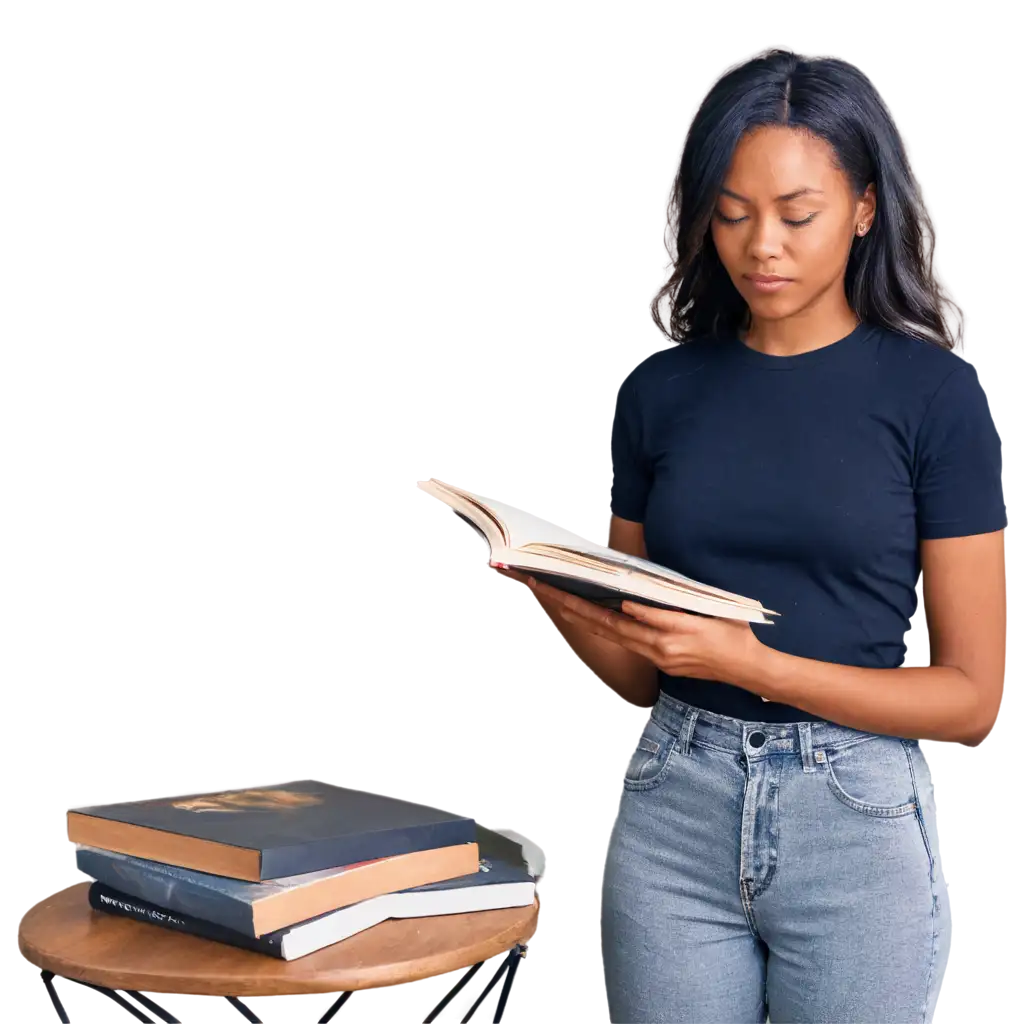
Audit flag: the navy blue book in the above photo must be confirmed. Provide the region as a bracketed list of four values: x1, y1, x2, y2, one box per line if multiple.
[85, 826, 542, 960]
[70, 823, 520, 937]
[67, 780, 476, 881]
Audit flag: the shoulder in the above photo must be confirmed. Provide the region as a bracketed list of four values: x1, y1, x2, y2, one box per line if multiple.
[617, 335, 720, 395]
[868, 328, 1002, 465]
[862, 325, 998, 435]
[869, 325, 978, 398]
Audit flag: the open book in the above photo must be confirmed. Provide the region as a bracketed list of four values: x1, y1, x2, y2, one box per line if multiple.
[417, 478, 779, 626]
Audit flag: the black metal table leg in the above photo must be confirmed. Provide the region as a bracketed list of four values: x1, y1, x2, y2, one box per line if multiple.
[39, 970, 182, 1019]
[111, 987, 183, 1019]
[424, 960, 485, 1022]
[492, 945, 525, 1022]
[454, 942, 524, 1024]
[313, 991, 354, 1024]
[38, 970, 73, 1024]
[226, 994, 262, 1021]
[37, 942, 528, 1023]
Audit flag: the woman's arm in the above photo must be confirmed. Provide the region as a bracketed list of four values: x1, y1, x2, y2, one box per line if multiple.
[497, 515, 659, 708]
[962, 532, 1024, 749]
[733, 530, 1006, 745]
[530, 529, 1006, 745]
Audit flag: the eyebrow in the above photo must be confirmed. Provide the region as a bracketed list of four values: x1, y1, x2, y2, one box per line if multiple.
[720, 186, 825, 202]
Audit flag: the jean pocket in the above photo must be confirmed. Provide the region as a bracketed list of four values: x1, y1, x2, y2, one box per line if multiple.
[823, 734, 918, 817]
[623, 716, 676, 792]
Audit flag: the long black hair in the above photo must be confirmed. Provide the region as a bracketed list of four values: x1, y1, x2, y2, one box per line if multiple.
[651, 48, 961, 351]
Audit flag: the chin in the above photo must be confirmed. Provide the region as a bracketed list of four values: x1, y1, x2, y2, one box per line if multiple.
[745, 293, 798, 312]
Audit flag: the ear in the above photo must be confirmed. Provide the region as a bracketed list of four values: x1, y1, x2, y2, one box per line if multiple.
[857, 182, 877, 230]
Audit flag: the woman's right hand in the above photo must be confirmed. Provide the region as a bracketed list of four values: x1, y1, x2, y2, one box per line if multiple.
[491, 563, 659, 706]
[492, 565, 569, 619]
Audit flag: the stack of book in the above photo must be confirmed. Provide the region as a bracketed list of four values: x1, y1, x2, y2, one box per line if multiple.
[69, 780, 542, 961]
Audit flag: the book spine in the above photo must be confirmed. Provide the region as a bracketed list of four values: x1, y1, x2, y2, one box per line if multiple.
[88, 882, 283, 959]
[76, 846, 256, 935]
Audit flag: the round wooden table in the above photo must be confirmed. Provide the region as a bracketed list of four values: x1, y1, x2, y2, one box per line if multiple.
[19, 882, 540, 1022]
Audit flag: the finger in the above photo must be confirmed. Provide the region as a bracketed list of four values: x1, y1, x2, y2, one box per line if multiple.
[532, 585, 618, 614]
[559, 608, 661, 659]
[620, 601, 702, 630]
[524, 576, 560, 596]
[559, 604, 667, 649]
[528, 581, 605, 613]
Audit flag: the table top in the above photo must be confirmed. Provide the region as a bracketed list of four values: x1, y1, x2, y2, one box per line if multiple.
[19, 883, 540, 996]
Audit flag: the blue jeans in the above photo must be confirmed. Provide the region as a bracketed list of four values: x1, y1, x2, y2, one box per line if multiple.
[601, 691, 952, 1023]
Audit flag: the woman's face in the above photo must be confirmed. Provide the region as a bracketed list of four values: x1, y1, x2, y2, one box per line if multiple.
[709, 125, 875, 324]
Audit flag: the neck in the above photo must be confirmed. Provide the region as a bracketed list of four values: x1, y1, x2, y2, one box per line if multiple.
[740, 304, 860, 357]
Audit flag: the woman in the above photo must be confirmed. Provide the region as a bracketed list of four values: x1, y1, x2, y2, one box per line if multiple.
[496, 48, 1006, 1023]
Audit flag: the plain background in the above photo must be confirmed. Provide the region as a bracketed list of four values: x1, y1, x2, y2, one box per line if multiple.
[1, 3, 1017, 1021]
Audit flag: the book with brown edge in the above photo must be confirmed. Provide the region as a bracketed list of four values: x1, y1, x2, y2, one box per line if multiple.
[76, 839, 482, 936]
[68, 779, 478, 881]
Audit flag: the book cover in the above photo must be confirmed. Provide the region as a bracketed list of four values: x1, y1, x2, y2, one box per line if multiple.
[72, 815, 520, 937]
[87, 825, 542, 960]
[68, 780, 477, 881]
[76, 836, 481, 936]
[88, 882, 286, 958]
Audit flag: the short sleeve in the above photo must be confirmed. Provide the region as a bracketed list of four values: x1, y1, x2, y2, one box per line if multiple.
[914, 362, 1007, 540]
[610, 375, 653, 523]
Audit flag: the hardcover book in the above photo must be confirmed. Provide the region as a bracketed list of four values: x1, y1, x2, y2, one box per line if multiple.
[86, 826, 542, 960]
[76, 838, 482, 936]
[68, 780, 477, 881]
[417, 477, 779, 624]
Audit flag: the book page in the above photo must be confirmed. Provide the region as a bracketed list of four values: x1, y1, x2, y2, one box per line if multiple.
[476, 494, 604, 551]
[520, 543, 761, 607]
[423, 473, 606, 544]
[418, 480, 506, 553]
[419, 477, 765, 610]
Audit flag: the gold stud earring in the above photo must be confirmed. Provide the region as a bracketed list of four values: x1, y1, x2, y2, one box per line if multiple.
[858, 223, 866, 234]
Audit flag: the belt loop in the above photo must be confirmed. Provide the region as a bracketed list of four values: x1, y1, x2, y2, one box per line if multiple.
[679, 707, 699, 757]
[798, 722, 816, 773]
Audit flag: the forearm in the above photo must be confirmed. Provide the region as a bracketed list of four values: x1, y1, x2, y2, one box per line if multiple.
[735, 643, 988, 745]
[535, 593, 659, 707]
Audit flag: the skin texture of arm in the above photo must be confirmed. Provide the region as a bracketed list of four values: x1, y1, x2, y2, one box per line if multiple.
[533, 525, 1005, 746]
[733, 530, 1006, 745]
[493, 514, 658, 708]
[974, 536, 1024, 753]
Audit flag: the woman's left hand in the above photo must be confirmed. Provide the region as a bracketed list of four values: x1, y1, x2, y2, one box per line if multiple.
[527, 576, 768, 690]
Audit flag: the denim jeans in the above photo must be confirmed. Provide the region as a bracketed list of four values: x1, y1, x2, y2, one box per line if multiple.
[601, 691, 951, 1023]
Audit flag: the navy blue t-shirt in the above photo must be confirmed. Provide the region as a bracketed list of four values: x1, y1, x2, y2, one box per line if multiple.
[610, 321, 1007, 723]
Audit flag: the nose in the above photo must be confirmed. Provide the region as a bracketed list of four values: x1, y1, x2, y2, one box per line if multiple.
[744, 215, 787, 264]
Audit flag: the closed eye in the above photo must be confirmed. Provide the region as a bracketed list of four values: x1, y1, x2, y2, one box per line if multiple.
[714, 211, 817, 228]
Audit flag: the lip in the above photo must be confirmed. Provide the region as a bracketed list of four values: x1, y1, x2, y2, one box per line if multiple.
[744, 274, 793, 293]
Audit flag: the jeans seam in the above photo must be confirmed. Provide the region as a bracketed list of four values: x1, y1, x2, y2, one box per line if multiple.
[902, 741, 935, 874]
[902, 739, 939, 1022]
[826, 733, 885, 752]
[739, 877, 762, 939]
[622, 748, 675, 791]
[678, 738, 732, 755]
[651, 720, 882, 759]
[746, 759, 782, 902]
[822, 748, 918, 817]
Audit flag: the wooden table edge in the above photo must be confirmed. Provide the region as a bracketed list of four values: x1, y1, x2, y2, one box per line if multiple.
[18, 882, 541, 997]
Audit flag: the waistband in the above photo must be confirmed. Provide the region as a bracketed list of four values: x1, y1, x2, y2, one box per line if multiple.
[650, 690, 918, 771]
